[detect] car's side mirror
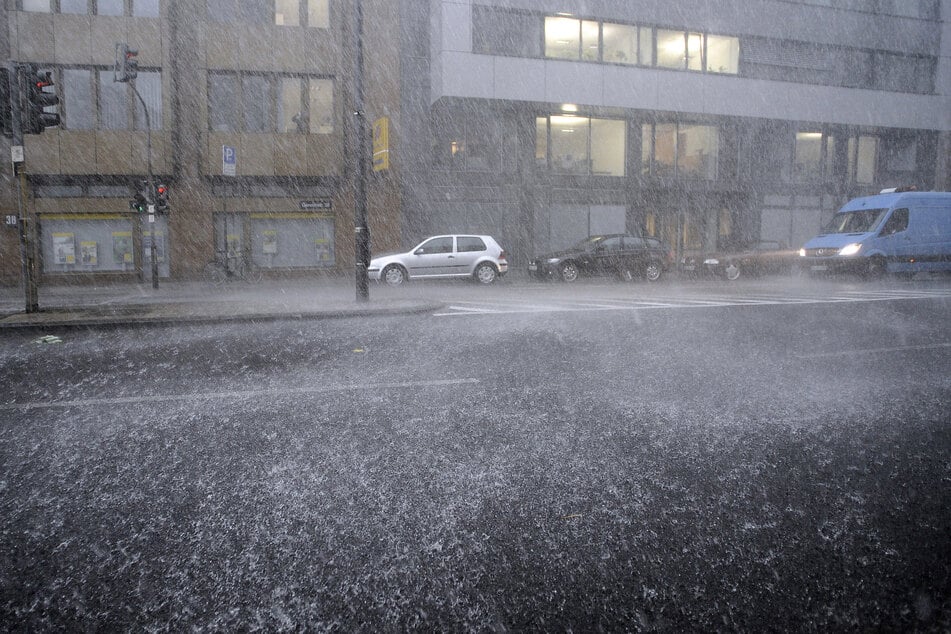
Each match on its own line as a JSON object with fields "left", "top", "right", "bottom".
{"left": 414, "top": 248, "right": 425, "bottom": 255}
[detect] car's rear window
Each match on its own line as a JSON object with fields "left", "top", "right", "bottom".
{"left": 457, "top": 237, "right": 487, "bottom": 252}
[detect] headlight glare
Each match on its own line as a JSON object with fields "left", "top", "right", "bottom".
{"left": 838, "top": 243, "right": 862, "bottom": 256}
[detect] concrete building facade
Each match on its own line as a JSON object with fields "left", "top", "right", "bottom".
{"left": 0, "top": 0, "right": 401, "bottom": 286}
{"left": 400, "top": 0, "right": 950, "bottom": 266}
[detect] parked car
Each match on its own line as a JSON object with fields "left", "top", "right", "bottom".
{"left": 528, "top": 234, "right": 673, "bottom": 283}
{"left": 368, "top": 234, "right": 508, "bottom": 286}
{"left": 681, "top": 240, "right": 799, "bottom": 280}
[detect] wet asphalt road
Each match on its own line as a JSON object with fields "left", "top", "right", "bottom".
{"left": 1, "top": 282, "right": 949, "bottom": 631}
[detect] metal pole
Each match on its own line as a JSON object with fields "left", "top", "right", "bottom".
{"left": 131, "top": 82, "right": 158, "bottom": 289}
{"left": 8, "top": 62, "right": 39, "bottom": 313}
{"left": 353, "top": 0, "right": 370, "bottom": 302}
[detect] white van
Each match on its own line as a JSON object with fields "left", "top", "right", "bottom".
{"left": 799, "top": 189, "right": 951, "bottom": 277}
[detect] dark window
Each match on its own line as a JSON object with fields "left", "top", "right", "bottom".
{"left": 880, "top": 209, "right": 909, "bottom": 236}
{"left": 599, "top": 237, "right": 623, "bottom": 251}
{"left": 472, "top": 5, "right": 542, "bottom": 57}
{"left": 457, "top": 237, "right": 487, "bottom": 253}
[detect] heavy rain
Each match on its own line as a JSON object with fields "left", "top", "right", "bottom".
{"left": 1, "top": 0, "right": 950, "bottom": 631}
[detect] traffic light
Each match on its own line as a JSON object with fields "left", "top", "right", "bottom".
{"left": 129, "top": 180, "right": 150, "bottom": 213}
{"left": 154, "top": 183, "right": 169, "bottom": 213}
{"left": 25, "top": 66, "right": 60, "bottom": 135}
{"left": 115, "top": 43, "right": 139, "bottom": 83}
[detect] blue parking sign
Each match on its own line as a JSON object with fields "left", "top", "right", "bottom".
{"left": 222, "top": 145, "right": 236, "bottom": 176}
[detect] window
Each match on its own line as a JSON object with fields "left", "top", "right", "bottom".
{"left": 99, "top": 70, "right": 127, "bottom": 129}
{"left": 208, "top": 0, "right": 328, "bottom": 27}
{"left": 457, "top": 237, "right": 487, "bottom": 253}
{"left": 601, "top": 23, "right": 639, "bottom": 64}
{"left": 23, "top": 0, "right": 160, "bottom": 15}
{"left": 62, "top": 69, "right": 95, "bottom": 130}
{"left": 544, "top": 16, "right": 599, "bottom": 61}
{"left": 536, "top": 115, "right": 625, "bottom": 176}
{"left": 642, "top": 123, "right": 718, "bottom": 179}
{"left": 880, "top": 209, "right": 908, "bottom": 236}
{"left": 133, "top": 71, "right": 162, "bottom": 130}
{"left": 209, "top": 73, "right": 333, "bottom": 134}
{"left": 417, "top": 237, "right": 453, "bottom": 254}
{"left": 849, "top": 135, "right": 878, "bottom": 184}
{"left": 656, "top": 29, "right": 685, "bottom": 69}
{"left": 794, "top": 131, "right": 823, "bottom": 181}
{"left": 473, "top": 6, "right": 541, "bottom": 57}
{"left": 706, "top": 35, "right": 739, "bottom": 73}
{"left": 433, "top": 109, "right": 500, "bottom": 172}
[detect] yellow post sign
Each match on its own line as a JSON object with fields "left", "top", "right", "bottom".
{"left": 372, "top": 116, "right": 390, "bottom": 172}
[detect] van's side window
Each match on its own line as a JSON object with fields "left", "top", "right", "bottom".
{"left": 880, "top": 208, "right": 909, "bottom": 236}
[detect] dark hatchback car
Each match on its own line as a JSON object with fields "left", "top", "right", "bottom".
{"left": 529, "top": 234, "right": 673, "bottom": 283}
{"left": 681, "top": 240, "right": 799, "bottom": 281}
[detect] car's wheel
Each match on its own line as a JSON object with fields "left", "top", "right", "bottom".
{"left": 474, "top": 262, "right": 497, "bottom": 284}
{"left": 382, "top": 264, "right": 407, "bottom": 286}
{"left": 559, "top": 261, "right": 580, "bottom": 283}
{"left": 645, "top": 260, "right": 663, "bottom": 282}
{"left": 724, "top": 261, "right": 741, "bottom": 281}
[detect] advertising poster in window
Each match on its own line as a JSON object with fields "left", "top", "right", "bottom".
{"left": 80, "top": 241, "right": 98, "bottom": 266}
{"left": 315, "top": 237, "right": 331, "bottom": 262}
{"left": 113, "top": 232, "right": 133, "bottom": 264}
{"left": 262, "top": 230, "right": 278, "bottom": 254}
{"left": 53, "top": 233, "right": 76, "bottom": 265}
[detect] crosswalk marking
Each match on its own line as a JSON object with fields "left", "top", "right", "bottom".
{"left": 433, "top": 288, "right": 951, "bottom": 317}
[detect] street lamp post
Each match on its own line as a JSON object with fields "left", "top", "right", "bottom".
{"left": 353, "top": 0, "right": 370, "bottom": 302}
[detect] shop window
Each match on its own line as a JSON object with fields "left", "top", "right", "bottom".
{"left": 535, "top": 117, "right": 548, "bottom": 168}
{"left": 653, "top": 123, "right": 677, "bottom": 176}
{"left": 590, "top": 119, "right": 625, "bottom": 176}
{"left": 433, "top": 110, "right": 500, "bottom": 172}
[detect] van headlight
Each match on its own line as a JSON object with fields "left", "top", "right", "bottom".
{"left": 838, "top": 243, "right": 862, "bottom": 256}
{"left": 547, "top": 258, "right": 560, "bottom": 264}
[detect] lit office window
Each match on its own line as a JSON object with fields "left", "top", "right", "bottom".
{"left": 602, "top": 23, "right": 638, "bottom": 64}
{"left": 537, "top": 115, "right": 625, "bottom": 176}
{"left": 794, "top": 131, "right": 823, "bottom": 180}
{"left": 686, "top": 32, "right": 703, "bottom": 71}
{"left": 706, "top": 35, "right": 739, "bottom": 73}
{"left": 656, "top": 29, "right": 686, "bottom": 69}
{"left": 653, "top": 123, "right": 677, "bottom": 175}
{"left": 544, "top": 16, "right": 599, "bottom": 61}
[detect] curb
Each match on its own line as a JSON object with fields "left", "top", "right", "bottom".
{"left": 0, "top": 301, "right": 444, "bottom": 330}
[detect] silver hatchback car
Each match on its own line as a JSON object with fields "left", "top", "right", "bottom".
{"left": 368, "top": 234, "right": 508, "bottom": 286}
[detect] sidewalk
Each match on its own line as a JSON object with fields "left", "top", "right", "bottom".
{"left": 0, "top": 278, "right": 443, "bottom": 329}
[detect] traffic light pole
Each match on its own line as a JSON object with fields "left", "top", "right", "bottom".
{"left": 130, "top": 83, "right": 158, "bottom": 290}
{"left": 7, "top": 62, "right": 39, "bottom": 313}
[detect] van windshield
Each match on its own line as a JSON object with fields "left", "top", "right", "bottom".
{"left": 821, "top": 208, "right": 889, "bottom": 234}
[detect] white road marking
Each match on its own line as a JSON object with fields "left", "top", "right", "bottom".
{"left": 0, "top": 378, "right": 481, "bottom": 412}
{"left": 434, "top": 288, "right": 951, "bottom": 317}
{"left": 795, "top": 343, "right": 951, "bottom": 359}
